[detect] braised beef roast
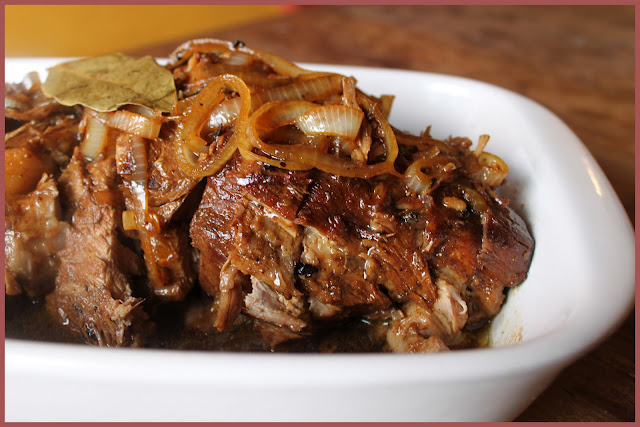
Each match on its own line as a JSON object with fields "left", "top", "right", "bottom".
{"left": 5, "top": 40, "right": 534, "bottom": 352}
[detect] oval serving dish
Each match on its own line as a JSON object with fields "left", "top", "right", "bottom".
{"left": 4, "top": 59, "right": 634, "bottom": 422}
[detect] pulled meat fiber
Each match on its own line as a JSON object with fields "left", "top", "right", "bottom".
{"left": 5, "top": 175, "right": 68, "bottom": 299}
{"left": 46, "top": 149, "right": 150, "bottom": 347}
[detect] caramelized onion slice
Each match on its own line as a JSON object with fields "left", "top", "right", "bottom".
{"left": 252, "top": 73, "right": 344, "bottom": 107}
{"left": 295, "top": 104, "right": 364, "bottom": 140}
{"left": 205, "top": 96, "right": 242, "bottom": 131}
{"left": 170, "top": 38, "right": 315, "bottom": 78}
{"left": 205, "top": 73, "right": 344, "bottom": 132}
{"left": 473, "top": 134, "right": 490, "bottom": 156}
{"left": 394, "top": 127, "right": 463, "bottom": 155}
{"left": 471, "top": 152, "right": 509, "bottom": 187}
{"left": 469, "top": 135, "right": 508, "bottom": 186}
{"left": 378, "top": 94, "right": 395, "bottom": 119}
{"left": 129, "top": 135, "right": 149, "bottom": 207}
{"left": 122, "top": 210, "right": 137, "bottom": 231}
{"left": 405, "top": 156, "right": 458, "bottom": 197}
{"left": 189, "top": 67, "right": 295, "bottom": 90}
{"left": 173, "top": 74, "right": 251, "bottom": 177}
{"left": 240, "top": 97, "right": 399, "bottom": 179}
{"left": 87, "top": 108, "right": 164, "bottom": 139}
{"left": 81, "top": 116, "right": 109, "bottom": 160}
{"left": 254, "top": 100, "right": 317, "bottom": 132}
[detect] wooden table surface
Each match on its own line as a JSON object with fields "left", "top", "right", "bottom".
{"left": 135, "top": 5, "right": 635, "bottom": 422}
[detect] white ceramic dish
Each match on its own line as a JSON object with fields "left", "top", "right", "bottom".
{"left": 4, "top": 59, "right": 635, "bottom": 422}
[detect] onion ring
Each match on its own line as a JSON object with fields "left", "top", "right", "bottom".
{"left": 239, "top": 95, "right": 399, "bottom": 179}
{"left": 169, "top": 38, "right": 315, "bottom": 78}
{"left": 173, "top": 74, "right": 251, "bottom": 177}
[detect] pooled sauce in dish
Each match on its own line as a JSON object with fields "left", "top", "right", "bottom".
{"left": 4, "top": 39, "right": 533, "bottom": 352}
{"left": 5, "top": 292, "right": 492, "bottom": 352}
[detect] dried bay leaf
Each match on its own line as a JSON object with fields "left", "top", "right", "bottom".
{"left": 42, "top": 53, "right": 176, "bottom": 113}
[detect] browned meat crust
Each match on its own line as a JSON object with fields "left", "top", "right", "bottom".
{"left": 189, "top": 163, "right": 534, "bottom": 351}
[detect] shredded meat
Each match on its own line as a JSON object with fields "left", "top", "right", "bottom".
{"left": 244, "top": 277, "right": 309, "bottom": 333}
{"left": 190, "top": 156, "right": 312, "bottom": 334}
{"left": 387, "top": 313, "right": 450, "bottom": 353}
{"left": 5, "top": 72, "right": 77, "bottom": 123}
{"left": 45, "top": 149, "right": 149, "bottom": 346}
{"left": 295, "top": 174, "right": 436, "bottom": 318}
{"left": 5, "top": 175, "right": 68, "bottom": 298}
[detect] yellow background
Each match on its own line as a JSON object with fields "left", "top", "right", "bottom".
{"left": 5, "top": 5, "right": 285, "bottom": 57}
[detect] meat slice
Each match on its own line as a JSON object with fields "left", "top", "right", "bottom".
{"left": 426, "top": 178, "right": 534, "bottom": 325}
{"left": 5, "top": 116, "right": 81, "bottom": 166}
{"left": 5, "top": 73, "right": 81, "bottom": 171}
{"left": 295, "top": 174, "right": 435, "bottom": 319}
{"left": 190, "top": 150, "right": 532, "bottom": 350}
{"left": 190, "top": 154, "right": 247, "bottom": 296}
{"left": 5, "top": 175, "right": 68, "bottom": 298}
{"left": 46, "top": 149, "right": 149, "bottom": 346}
{"left": 190, "top": 156, "right": 312, "bottom": 333}
{"left": 116, "top": 133, "right": 195, "bottom": 301}
{"left": 146, "top": 129, "right": 201, "bottom": 224}
{"left": 190, "top": 154, "right": 309, "bottom": 296}
{"left": 225, "top": 198, "right": 309, "bottom": 334}
{"left": 479, "top": 192, "right": 535, "bottom": 287}
{"left": 296, "top": 226, "right": 391, "bottom": 318}
{"left": 229, "top": 197, "right": 302, "bottom": 300}
{"left": 5, "top": 72, "right": 77, "bottom": 123}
